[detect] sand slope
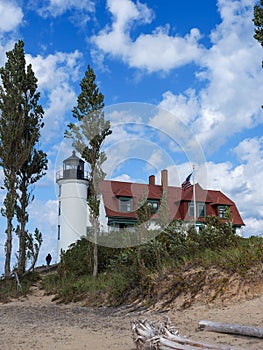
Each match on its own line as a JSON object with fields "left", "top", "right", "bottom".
{"left": 1, "top": 284, "right": 263, "bottom": 350}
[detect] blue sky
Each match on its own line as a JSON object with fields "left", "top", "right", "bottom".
{"left": 0, "top": 0, "right": 262, "bottom": 270}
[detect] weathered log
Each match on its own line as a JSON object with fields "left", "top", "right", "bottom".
{"left": 131, "top": 319, "right": 234, "bottom": 350}
{"left": 198, "top": 320, "right": 263, "bottom": 339}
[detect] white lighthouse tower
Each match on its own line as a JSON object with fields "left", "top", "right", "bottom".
{"left": 56, "top": 151, "right": 89, "bottom": 257}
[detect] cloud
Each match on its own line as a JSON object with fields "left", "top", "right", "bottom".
{"left": 25, "top": 50, "right": 83, "bottom": 145}
{"left": 233, "top": 137, "right": 263, "bottom": 219}
{"left": 92, "top": 0, "right": 263, "bottom": 156}
{"left": 154, "top": 0, "right": 263, "bottom": 154}
{"left": 26, "top": 50, "right": 82, "bottom": 90}
{"left": 0, "top": 0, "right": 23, "bottom": 33}
{"left": 42, "top": 84, "right": 77, "bottom": 144}
{"left": 33, "top": 0, "right": 95, "bottom": 18}
{"left": 192, "top": 0, "right": 263, "bottom": 150}
{"left": 243, "top": 217, "right": 263, "bottom": 237}
{"left": 92, "top": 0, "right": 203, "bottom": 72}
{"left": 158, "top": 89, "right": 200, "bottom": 125}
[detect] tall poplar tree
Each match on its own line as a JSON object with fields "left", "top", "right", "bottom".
{"left": 66, "top": 65, "right": 112, "bottom": 277}
{"left": 16, "top": 150, "right": 47, "bottom": 274}
{"left": 0, "top": 40, "right": 47, "bottom": 276}
{"left": 254, "top": 1, "right": 263, "bottom": 48}
{"left": 254, "top": 1, "right": 263, "bottom": 110}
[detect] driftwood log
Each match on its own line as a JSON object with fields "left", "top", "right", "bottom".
{"left": 198, "top": 320, "right": 263, "bottom": 339}
{"left": 131, "top": 319, "right": 234, "bottom": 350}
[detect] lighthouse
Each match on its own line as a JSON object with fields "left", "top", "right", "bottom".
{"left": 56, "top": 151, "right": 89, "bottom": 257}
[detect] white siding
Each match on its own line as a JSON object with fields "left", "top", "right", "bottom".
{"left": 57, "top": 178, "right": 88, "bottom": 256}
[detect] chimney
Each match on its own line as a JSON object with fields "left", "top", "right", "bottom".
{"left": 149, "top": 175, "right": 155, "bottom": 185}
{"left": 161, "top": 169, "right": 168, "bottom": 189}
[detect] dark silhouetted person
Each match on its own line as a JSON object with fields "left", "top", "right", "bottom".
{"left": 46, "top": 253, "right": 52, "bottom": 266}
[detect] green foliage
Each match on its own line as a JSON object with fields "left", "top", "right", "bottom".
{"left": 0, "top": 271, "right": 40, "bottom": 302}
{"left": 57, "top": 238, "right": 120, "bottom": 278}
{"left": 212, "top": 236, "right": 263, "bottom": 275}
{"left": 156, "top": 217, "right": 237, "bottom": 263}
{"left": 66, "top": 65, "right": 112, "bottom": 215}
{"left": 43, "top": 271, "right": 131, "bottom": 305}
{"left": 0, "top": 40, "right": 47, "bottom": 276}
{"left": 25, "top": 228, "right": 43, "bottom": 272}
{"left": 254, "top": 0, "right": 263, "bottom": 108}
{"left": 42, "top": 221, "right": 263, "bottom": 307}
{"left": 254, "top": 0, "right": 263, "bottom": 47}
{"left": 58, "top": 238, "right": 93, "bottom": 278}
{"left": 65, "top": 65, "right": 112, "bottom": 277}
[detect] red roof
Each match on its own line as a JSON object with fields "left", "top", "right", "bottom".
{"left": 99, "top": 179, "right": 244, "bottom": 226}
{"left": 180, "top": 183, "right": 213, "bottom": 202}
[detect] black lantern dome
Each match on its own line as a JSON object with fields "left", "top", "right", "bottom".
{"left": 63, "top": 151, "right": 85, "bottom": 179}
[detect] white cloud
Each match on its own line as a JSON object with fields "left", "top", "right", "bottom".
{"left": 42, "top": 84, "right": 77, "bottom": 144}
{"left": 35, "top": 0, "right": 95, "bottom": 18}
{"left": 0, "top": 0, "right": 23, "bottom": 33}
{"left": 193, "top": 0, "right": 263, "bottom": 149}
{"left": 155, "top": 0, "right": 263, "bottom": 154}
{"left": 92, "top": 0, "right": 203, "bottom": 72}
{"left": 233, "top": 137, "right": 263, "bottom": 218}
{"left": 26, "top": 50, "right": 82, "bottom": 90}
{"left": 243, "top": 217, "right": 263, "bottom": 237}
{"left": 159, "top": 89, "right": 200, "bottom": 125}
{"left": 25, "top": 50, "right": 83, "bottom": 145}
{"left": 93, "top": 0, "right": 263, "bottom": 157}
{"left": 111, "top": 173, "right": 133, "bottom": 182}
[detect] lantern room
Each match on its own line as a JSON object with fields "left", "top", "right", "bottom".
{"left": 63, "top": 150, "right": 85, "bottom": 179}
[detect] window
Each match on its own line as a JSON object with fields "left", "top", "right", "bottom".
{"left": 58, "top": 225, "right": 60, "bottom": 240}
{"left": 58, "top": 185, "right": 61, "bottom": 197}
{"left": 58, "top": 201, "right": 61, "bottom": 215}
{"left": 119, "top": 197, "right": 132, "bottom": 212}
{"left": 188, "top": 202, "right": 194, "bottom": 216}
{"left": 147, "top": 199, "right": 158, "bottom": 214}
{"left": 188, "top": 202, "right": 206, "bottom": 217}
{"left": 218, "top": 205, "right": 227, "bottom": 218}
{"left": 198, "top": 202, "right": 206, "bottom": 217}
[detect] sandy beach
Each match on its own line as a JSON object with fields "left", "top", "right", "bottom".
{"left": 0, "top": 282, "right": 263, "bottom": 350}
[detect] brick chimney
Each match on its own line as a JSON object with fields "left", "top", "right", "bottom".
{"left": 161, "top": 169, "right": 168, "bottom": 190}
{"left": 149, "top": 175, "right": 155, "bottom": 185}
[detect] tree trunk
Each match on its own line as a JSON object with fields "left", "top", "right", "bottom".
{"left": 17, "top": 184, "right": 27, "bottom": 274}
{"left": 17, "top": 221, "right": 26, "bottom": 274}
{"left": 92, "top": 216, "right": 99, "bottom": 278}
{"left": 93, "top": 242, "right": 98, "bottom": 277}
{"left": 198, "top": 320, "right": 263, "bottom": 338}
{"left": 4, "top": 218, "right": 13, "bottom": 277}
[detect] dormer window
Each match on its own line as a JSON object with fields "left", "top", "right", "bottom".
{"left": 147, "top": 199, "right": 159, "bottom": 214}
{"left": 188, "top": 202, "right": 206, "bottom": 217}
{"left": 198, "top": 202, "right": 206, "bottom": 217}
{"left": 119, "top": 197, "right": 132, "bottom": 212}
{"left": 188, "top": 202, "right": 194, "bottom": 217}
{"left": 218, "top": 205, "right": 228, "bottom": 218}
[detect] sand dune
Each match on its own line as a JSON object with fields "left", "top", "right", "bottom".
{"left": 1, "top": 285, "right": 263, "bottom": 350}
